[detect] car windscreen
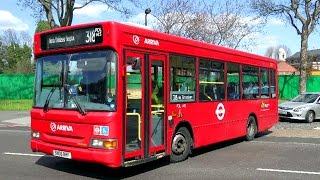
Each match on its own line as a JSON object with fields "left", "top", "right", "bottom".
{"left": 291, "top": 94, "right": 319, "bottom": 103}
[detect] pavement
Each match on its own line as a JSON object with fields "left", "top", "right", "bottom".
{"left": 269, "top": 127, "right": 320, "bottom": 138}
{"left": 0, "top": 111, "right": 30, "bottom": 127}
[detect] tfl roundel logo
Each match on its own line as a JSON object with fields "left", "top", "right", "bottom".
{"left": 215, "top": 103, "right": 226, "bottom": 120}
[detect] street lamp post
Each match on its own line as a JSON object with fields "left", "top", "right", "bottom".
{"left": 145, "top": 8, "right": 151, "bottom": 26}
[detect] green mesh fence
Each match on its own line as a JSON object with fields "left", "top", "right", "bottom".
{"left": 1, "top": 74, "right": 320, "bottom": 100}
{"left": 0, "top": 74, "right": 34, "bottom": 100}
{"left": 278, "top": 75, "right": 320, "bottom": 99}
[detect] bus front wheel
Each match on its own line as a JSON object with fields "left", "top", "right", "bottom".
{"left": 246, "top": 116, "right": 257, "bottom": 141}
{"left": 170, "top": 127, "right": 191, "bottom": 163}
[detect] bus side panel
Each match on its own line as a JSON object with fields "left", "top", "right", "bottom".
{"left": 191, "top": 102, "right": 227, "bottom": 147}
{"left": 167, "top": 102, "right": 228, "bottom": 149}
{"left": 226, "top": 99, "right": 279, "bottom": 139}
{"left": 167, "top": 99, "right": 278, "bottom": 151}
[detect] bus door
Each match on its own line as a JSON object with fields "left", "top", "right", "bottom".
{"left": 124, "top": 52, "right": 166, "bottom": 162}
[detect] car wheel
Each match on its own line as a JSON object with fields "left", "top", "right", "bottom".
{"left": 246, "top": 116, "right": 257, "bottom": 141}
{"left": 305, "top": 111, "right": 315, "bottom": 123}
{"left": 170, "top": 127, "right": 192, "bottom": 163}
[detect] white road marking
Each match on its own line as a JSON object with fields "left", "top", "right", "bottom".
{"left": 0, "top": 129, "right": 30, "bottom": 133}
{"left": 3, "top": 152, "right": 44, "bottom": 157}
{"left": 253, "top": 140, "right": 320, "bottom": 146}
{"left": 257, "top": 168, "right": 320, "bottom": 175}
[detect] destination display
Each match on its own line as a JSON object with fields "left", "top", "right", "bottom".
{"left": 170, "top": 91, "right": 195, "bottom": 103}
{"left": 41, "top": 26, "right": 103, "bottom": 50}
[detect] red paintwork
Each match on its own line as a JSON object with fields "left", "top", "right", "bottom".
{"left": 32, "top": 21, "right": 278, "bottom": 168}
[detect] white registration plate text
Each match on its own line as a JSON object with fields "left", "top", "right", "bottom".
{"left": 53, "top": 150, "right": 72, "bottom": 159}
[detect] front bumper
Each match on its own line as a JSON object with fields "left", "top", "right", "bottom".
{"left": 31, "top": 139, "right": 121, "bottom": 168}
{"left": 278, "top": 109, "right": 306, "bottom": 120}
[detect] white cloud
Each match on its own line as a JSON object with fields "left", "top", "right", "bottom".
{"left": 268, "top": 18, "right": 285, "bottom": 26}
{"left": 74, "top": 3, "right": 113, "bottom": 18}
{"left": 127, "top": 13, "right": 145, "bottom": 25}
{"left": 0, "top": 10, "right": 29, "bottom": 31}
{"left": 244, "top": 32, "right": 280, "bottom": 55}
{"left": 126, "top": 12, "right": 157, "bottom": 27}
{"left": 240, "top": 16, "right": 265, "bottom": 26}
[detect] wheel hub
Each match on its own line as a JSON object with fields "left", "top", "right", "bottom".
{"left": 172, "top": 134, "right": 187, "bottom": 155}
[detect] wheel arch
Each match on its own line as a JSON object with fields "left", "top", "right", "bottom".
{"left": 309, "top": 109, "right": 316, "bottom": 116}
{"left": 174, "top": 120, "right": 194, "bottom": 148}
{"left": 249, "top": 113, "right": 258, "bottom": 132}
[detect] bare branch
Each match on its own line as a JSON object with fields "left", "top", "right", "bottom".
{"left": 73, "top": 0, "right": 95, "bottom": 10}
{"left": 250, "top": 0, "right": 320, "bottom": 93}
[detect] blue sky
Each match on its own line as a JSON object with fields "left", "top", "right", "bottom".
{"left": 1, "top": 0, "right": 319, "bottom": 56}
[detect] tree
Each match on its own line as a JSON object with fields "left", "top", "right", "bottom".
{"left": 35, "top": 20, "right": 51, "bottom": 33}
{"left": 0, "top": 42, "right": 7, "bottom": 73}
{"left": 250, "top": 0, "right": 320, "bottom": 93}
{"left": 150, "top": 0, "right": 264, "bottom": 50}
{"left": 0, "top": 29, "right": 19, "bottom": 46}
{"left": 0, "top": 30, "right": 33, "bottom": 74}
{"left": 150, "top": 0, "right": 196, "bottom": 34}
{"left": 264, "top": 45, "right": 292, "bottom": 60}
{"left": 19, "top": 0, "right": 142, "bottom": 28}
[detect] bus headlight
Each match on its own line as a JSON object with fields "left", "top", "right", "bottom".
{"left": 90, "top": 138, "right": 117, "bottom": 149}
{"left": 31, "top": 131, "right": 40, "bottom": 139}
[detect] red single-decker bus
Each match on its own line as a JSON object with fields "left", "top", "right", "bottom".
{"left": 31, "top": 21, "right": 278, "bottom": 168}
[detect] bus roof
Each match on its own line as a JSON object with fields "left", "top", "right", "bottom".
{"left": 34, "top": 21, "right": 276, "bottom": 65}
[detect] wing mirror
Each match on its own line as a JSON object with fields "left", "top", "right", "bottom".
{"left": 126, "top": 57, "right": 141, "bottom": 73}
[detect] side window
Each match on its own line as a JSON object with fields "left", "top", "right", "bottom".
{"left": 242, "top": 65, "right": 259, "bottom": 99}
{"left": 199, "top": 59, "right": 225, "bottom": 101}
{"left": 260, "top": 68, "right": 270, "bottom": 99}
{"left": 170, "top": 55, "right": 195, "bottom": 103}
{"left": 227, "top": 63, "right": 240, "bottom": 100}
{"left": 270, "top": 70, "right": 276, "bottom": 98}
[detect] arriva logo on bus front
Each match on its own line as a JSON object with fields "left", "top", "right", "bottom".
{"left": 50, "top": 122, "right": 73, "bottom": 132}
{"left": 144, "top": 38, "right": 159, "bottom": 46}
{"left": 132, "top": 35, "right": 160, "bottom": 46}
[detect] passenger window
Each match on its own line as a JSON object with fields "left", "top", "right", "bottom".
{"left": 260, "top": 68, "right": 270, "bottom": 99}
{"left": 227, "top": 63, "right": 240, "bottom": 100}
{"left": 270, "top": 70, "right": 276, "bottom": 98}
{"left": 242, "top": 66, "right": 259, "bottom": 99}
{"left": 170, "top": 55, "right": 195, "bottom": 103}
{"left": 199, "top": 59, "right": 225, "bottom": 101}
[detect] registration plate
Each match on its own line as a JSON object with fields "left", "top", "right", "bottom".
{"left": 279, "top": 110, "right": 287, "bottom": 115}
{"left": 53, "top": 150, "right": 72, "bottom": 159}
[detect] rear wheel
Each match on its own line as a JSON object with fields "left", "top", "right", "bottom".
{"left": 305, "top": 111, "right": 315, "bottom": 123}
{"left": 170, "top": 127, "right": 192, "bottom": 163}
{"left": 246, "top": 116, "right": 257, "bottom": 141}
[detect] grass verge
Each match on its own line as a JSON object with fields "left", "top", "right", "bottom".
{"left": 0, "top": 99, "right": 33, "bottom": 111}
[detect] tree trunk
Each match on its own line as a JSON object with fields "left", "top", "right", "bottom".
{"left": 299, "top": 31, "right": 309, "bottom": 94}
{"left": 39, "top": 0, "right": 58, "bottom": 28}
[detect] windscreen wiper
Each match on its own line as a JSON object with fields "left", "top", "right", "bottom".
{"left": 64, "top": 84, "right": 87, "bottom": 115}
{"left": 43, "top": 86, "right": 57, "bottom": 112}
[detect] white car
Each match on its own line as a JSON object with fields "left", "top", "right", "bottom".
{"left": 278, "top": 93, "right": 320, "bottom": 123}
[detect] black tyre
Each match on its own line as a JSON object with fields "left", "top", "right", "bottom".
{"left": 246, "top": 116, "right": 257, "bottom": 141}
{"left": 305, "top": 111, "right": 315, "bottom": 123}
{"left": 170, "top": 127, "right": 192, "bottom": 163}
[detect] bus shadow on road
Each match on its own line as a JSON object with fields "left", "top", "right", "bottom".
{"left": 34, "top": 131, "right": 272, "bottom": 178}
{"left": 190, "top": 130, "right": 272, "bottom": 157}
{"left": 35, "top": 155, "right": 170, "bottom": 179}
